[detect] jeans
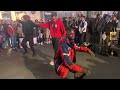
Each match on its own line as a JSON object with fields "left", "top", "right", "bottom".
{"left": 10, "top": 35, "right": 17, "bottom": 48}
{"left": 79, "top": 32, "right": 86, "bottom": 45}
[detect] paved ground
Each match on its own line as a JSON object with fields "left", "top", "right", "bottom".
{"left": 0, "top": 44, "right": 120, "bottom": 79}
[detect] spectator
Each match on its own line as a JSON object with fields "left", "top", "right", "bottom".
{"left": 92, "top": 14, "right": 105, "bottom": 46}
{"left": 39, "top": 12, "right": 66, "bottom": 65}
{"left": 7, "top": 20, "right": 17, "bottom": 49}
{"left": 78, "top": 16, "right": 87, "bottom": 45}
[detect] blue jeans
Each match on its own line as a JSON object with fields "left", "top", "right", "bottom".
{"left": 2, "top": 39, "right": 8, "bottom": 48}
{"left": 10, "top": 35, "right": 17, "bottom": 48}
{"left": 79, "top": 32, "right": 86, "bottom": 45}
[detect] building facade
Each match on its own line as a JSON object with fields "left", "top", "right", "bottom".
{"left": 0, "top": 11, "right": 115, "bottom": 21}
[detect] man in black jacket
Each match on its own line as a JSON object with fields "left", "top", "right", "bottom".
{"left": 19, "top": 15, "right": 36, "bottom": 56}
{"left": 92, "top": 14, "right": 105, "bottom": 46}
{"left": 103, "top": 18, "right": 113, "bottom": 45}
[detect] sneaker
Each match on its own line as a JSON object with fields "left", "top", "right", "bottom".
{"left": 41, "top": 42, "right": 43, "bottom": 45}
{"left": 74, "top": 73, "right": 87, "bottom": 79}
{"left": 20, "top": 46, "right": 23, "bottom": 48}
{"left": 48, "top": 41, "right": 50, "bottom": 44}
{"left": 50, "top": 60, "right": 54, "bottom": 66}
{"left": 46, "top": 42, "right": 48, "bottom": 44}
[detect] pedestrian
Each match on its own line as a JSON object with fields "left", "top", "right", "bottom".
{"left": 103, "top": 17, "right": 113, "bottom": 46}
{"left": 54, "top": 29, "right": 95, "bottom": 79}
{"left": 1, "top": 20, "right": 9, "bottom": 49}
{"left": 16, "top": 20, "right": 24, "bottom": 49}
{"left": 78, "top": 16, "right": 87, "bottom": 46}
{"left": 92, "top": 14, "right": 105, "bottom": 46}
{"left": 33, "top": 19, "right": 40, "bottom": 45}
{"left": 7, "top": 20, "right": 17, "bottom": 49}
{"left": 39, "top": 12, "right": 66, "bottom": 65}
{"left": 117, "top": 20, "right": 120, "bottom": 47}
{"left": 0, "top": 28, "right": 6, "bottom": 53}
{"left": 45, "top": 19, "right": 51, "bottom": 44}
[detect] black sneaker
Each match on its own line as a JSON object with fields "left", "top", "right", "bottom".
{"left": 74, "top": 73, "right": 86, "bottom": 79}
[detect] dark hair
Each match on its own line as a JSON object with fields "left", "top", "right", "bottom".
{"left": 51, "top": 12, "right": 57, "bottom": 17}
{"left": 66, "top": 27, "right": 74, "bottom": 35}
{"left": 81, "top": 16, "right": 85, "bottom": 18}
{"left": 96, "top": 14, "right": 101, "bottom": 17}
{"left": 35, "top": 19, "right": 39, "bottom": 23}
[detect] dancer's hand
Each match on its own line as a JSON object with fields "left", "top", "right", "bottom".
{"left": 88, "top": 49, "right": 95, "bottom": 57}
{"left": 82, "top": 67, "right": 91, "bottom": 76}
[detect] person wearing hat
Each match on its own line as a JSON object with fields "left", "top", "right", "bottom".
{"left": 54, "top": 28, "right": 95, "bottom": 79}
{"left": 39, "top": 12, "right": 66, "bottom": 65}
{"left": 18, "top": 15, "right": 36, "bottom": 56}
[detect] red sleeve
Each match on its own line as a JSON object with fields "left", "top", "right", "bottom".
{"left": 7, "top": 26, "right": 11, "bottom": 36}
{"left": 74, "top": 45, "right": 89, "bottom": 52}
{"left": 39, "top": 22, "right": 49, "bottom": 29}
{"left": 60, "top": 19, "right": 66, "bottom": 37}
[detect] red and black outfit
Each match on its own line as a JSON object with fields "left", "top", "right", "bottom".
{"left": 39, "top": 18, "right": 66, "bottom": 53}
{"left": 54, "top": 37, "right": 90, "bottom": 78}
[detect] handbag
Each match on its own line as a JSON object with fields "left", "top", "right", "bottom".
{"left": 110, "top": 27, "right": 117, "bottom": 40}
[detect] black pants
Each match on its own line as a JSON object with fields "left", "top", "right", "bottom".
{"left": 21, "top": 35, "right": 35, "bottom": 54}
{"left": 52, "top": 38, "right": 60, "bottom": 54}
{"left": 75, "top": 29, "right": 79, "bottom": 44}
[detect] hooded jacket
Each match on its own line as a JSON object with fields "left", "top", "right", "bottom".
{"left": 39, "top": 18, "right": 66, "bottom": 38}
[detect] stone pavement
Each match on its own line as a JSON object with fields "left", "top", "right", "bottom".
{"left": 0, "top": 44, "right": 120, "bottom": 79}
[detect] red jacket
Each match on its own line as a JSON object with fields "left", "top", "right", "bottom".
{"left": 7, "top": 25, "right": 17, "bottom": 36}
{"left": 39, "top": 18, "right": 66, "bottom": 38}
{"left": 54, "top": 38, "right": 90, "bottom": 78}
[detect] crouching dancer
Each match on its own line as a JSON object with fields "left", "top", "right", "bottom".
{"left": 54, "top": 29, "right": 95, "bottom": 79}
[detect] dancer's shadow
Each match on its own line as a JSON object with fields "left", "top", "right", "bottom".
{"left": 35, "top": 48, "right": 54, "bottom": 61}
{"left": 23, "top": 56, "right": 60, "bottom": 79}
{"left": 19, "top": 47, "right": 54, "bottom": 62}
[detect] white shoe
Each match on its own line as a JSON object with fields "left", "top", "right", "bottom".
{"left": 48, "top": 41, "right": 50, "bottom": 44}
{"left": 50, "top": 60, "right": 54, "bottom": 66}
{"left": 20, "top": 46, "right": 23, "bottom": 48}
{"left": 41, "top": 42, "right": 43, "bottom": 45}
{"left": 46, "top": 42, "right": 48, "bottom": 44}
